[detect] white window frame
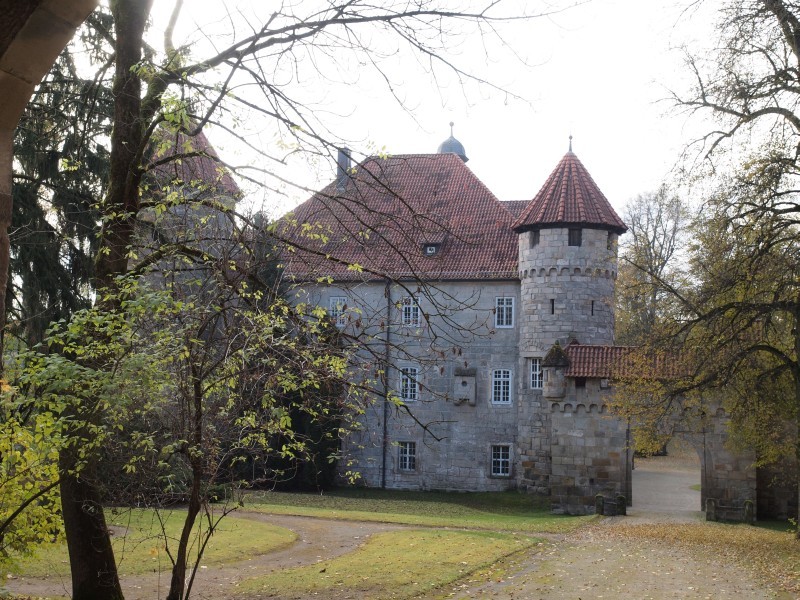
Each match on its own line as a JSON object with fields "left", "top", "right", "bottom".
{"left": 530, "top": 358, "right": 543, "bottom": 389}
{"left": 491, "top": 369, "right": 512, "bottom": 404}
{"left": 491, "top": 444, "right": 511, "bottom": 477}
{"left": 401, "top": 296, "right": 420, "bottom": 327}
{"left": 398, "top": 441, "right": 416, "bottom": 471}
{"left": 495, "top": 297, "right": 514, "bottom": 328}
{"left": 400, "top": 366, "right": 419, "bottom": 402}
{"left": 328, "top": 296, "right": 348, "bottom": 327}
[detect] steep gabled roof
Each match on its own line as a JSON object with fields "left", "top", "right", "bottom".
{"left": 501, "top": 200, "right": 528, "bottom": 219}
{"left": 512, "top": 151, "right": 626, "bottom": 234}
{"left": 280, "top": 154, "right": 518, "bottom": 281}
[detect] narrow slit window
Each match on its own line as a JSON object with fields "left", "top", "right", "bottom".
{"left": 591, "top": 300, "right": 594, "bottom": 316}
{"left": 550, "top": 299, "right": 555, "bottom": 315}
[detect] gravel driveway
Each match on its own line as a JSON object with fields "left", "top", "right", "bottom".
{"left": 436, "top": 455, "right": 786, "bottom": 600}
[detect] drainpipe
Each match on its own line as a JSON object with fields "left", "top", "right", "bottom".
{"left": 381, "top": 279, "right": 391, "bottom": 489}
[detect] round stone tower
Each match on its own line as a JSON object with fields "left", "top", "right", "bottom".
{"left": 511, "top": 140, "right": 627, "bottom": 356}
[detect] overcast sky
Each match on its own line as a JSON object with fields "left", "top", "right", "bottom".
{"left": 151, "top": 1, "right": 718, "bottom": 217}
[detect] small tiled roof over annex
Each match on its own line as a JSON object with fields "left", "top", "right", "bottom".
{"left": 512, "top": 150, "right": 627, "bottom": 234}
{"left": 280, "top": 153, "right": 519, "bottom": 281}
{"left": 563, "top": 343, "right": 684, "bottom": 380}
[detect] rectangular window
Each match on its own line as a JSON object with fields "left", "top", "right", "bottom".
{"left": 530, "top": 230, "right": 540, "bottom": 248}
{"left": 400, "top": 367, "right": 419, "bottom": 402}
{"left": 491, "top": 445, "right": 511, "bottom": 477}
{"left": 328, "top": 296, "right": 348, "bottom": 327}
{"left": 568, "top": 228, "right": 582, "bottom": 246}
{"left": 401, "top": 296, "right": 420, "bottom": 327}
{"left": 398, "top": 441, "right": 416, "bottom": 471}
{"left": 495, "top": 297, "right": 514, "bottom": 328}
{"left": 491, "top": 369, "right": 512, "bottom": 404}
{"left": 530, "top": 358, "right": 543, "bottom": 389}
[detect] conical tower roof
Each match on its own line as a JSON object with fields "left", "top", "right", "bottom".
{"left": 512, "top": 147, "right": 626, "bottom": 234}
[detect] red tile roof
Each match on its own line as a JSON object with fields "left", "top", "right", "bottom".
{"left": 148, "top": 129, "right": 240, "bottom": 200}
{"left": 512, "top": 152, "right": 627, "bottom": 234}
{"left": 564, "top": 343, "right": 682, "bottom": 379}
{"left": 280, "top": 154, "right": 518, "bottom": 281}
{"left": 501, "top": 200, "right": 528, "bottom": 218}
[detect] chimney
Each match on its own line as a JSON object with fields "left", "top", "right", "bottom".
{"left": 336, "top": 147, "right": 351, "bottom": 192}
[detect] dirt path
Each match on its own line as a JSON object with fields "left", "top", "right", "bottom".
{"left": 5, "top": 514, "right": 403, "bottom": 600}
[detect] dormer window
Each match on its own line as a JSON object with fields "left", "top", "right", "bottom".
{"left": 422, "top": 243, "right": 440, "bottom": 257}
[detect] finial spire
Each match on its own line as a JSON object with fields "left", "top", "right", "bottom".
{"left": 449, "top": 121, "right": 454, "bottom": 136}
{"left": 568, "top": 134, "right": 573, "bottom": 153}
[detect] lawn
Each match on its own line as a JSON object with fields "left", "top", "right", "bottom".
{"left": 243, "top": 488, "right": 594, "bottom": 533}
{"left": 239, "top": 528, "right": 539, "bottom": 599}
{"left": 11, "top": 508, "right": 296, "bottom": 578}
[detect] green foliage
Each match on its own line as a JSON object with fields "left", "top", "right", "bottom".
{"left": 11, "top": 25, "right": 113, "bottom": 347}
{"left": 0, "top": 409, "right": 62, "bottom": 565}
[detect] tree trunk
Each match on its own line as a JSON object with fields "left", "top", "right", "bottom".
{"left": 794, "top": 303, "right": 800, "bottom": 540}
{"left": 59, "top": 1, "right": 153, "bottom": 597}
{"left": 0, "top": 129, "right": 12, "bottom": 374}
{"left": 59, "top": 453, "right": 124, "bottom": 600}
{"left": 166, "top": 364, "right": 204, "bottom": 600}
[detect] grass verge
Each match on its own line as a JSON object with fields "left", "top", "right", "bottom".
{"left": 238, "top": 529, "right": 539, "bottom": 599}
{"left": 10, "top": 508, "right": 295, "bottom": 578}
{"left": 243, "top": 489, "right": 594, "bottom": 534}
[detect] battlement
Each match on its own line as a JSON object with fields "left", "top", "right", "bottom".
{"left": 519, "top": 266, "right": 616, "bottom": 279}
{"left": 550, "top": 402, "right": 607, "bottom": 414}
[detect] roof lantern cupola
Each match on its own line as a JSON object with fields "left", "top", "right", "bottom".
{"left": 437, "top": 121, "right": 468, "bottom": 162}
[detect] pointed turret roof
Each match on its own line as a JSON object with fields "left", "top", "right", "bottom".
{"left": 512, "top": 149, "right": 626, "bottom": 234}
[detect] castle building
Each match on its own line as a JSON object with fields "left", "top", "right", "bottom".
{"left": 280, "top": 130, "right": 637, "bottom": 514}
{"left": 281, "top": 130, "right": 794, "bottom": 518}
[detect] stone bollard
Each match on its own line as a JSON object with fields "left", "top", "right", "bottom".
{"left": 706, "top": 498, "right": 717, "bottom": 522}
{"left": 616, "top": 495, "right": 627, "bottom": 516}
{"left": 595, "top": 494, "right": 604, "bottom": 515}
{"left": 744, "top": 500, "right": 755, "bottom": 525}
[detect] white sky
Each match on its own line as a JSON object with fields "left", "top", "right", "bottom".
{"left": 150, "top": 0, "right": 718, "bottom": 218}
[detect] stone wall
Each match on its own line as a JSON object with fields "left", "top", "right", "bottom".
{"left": 548, "top": 380, "right": 630, "bottom": 514}
{"left": 517, "top": 227, "right": 617, "bottom": 353}
{"left": 298, "top": 279, "right": 521, "bottom": 491}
